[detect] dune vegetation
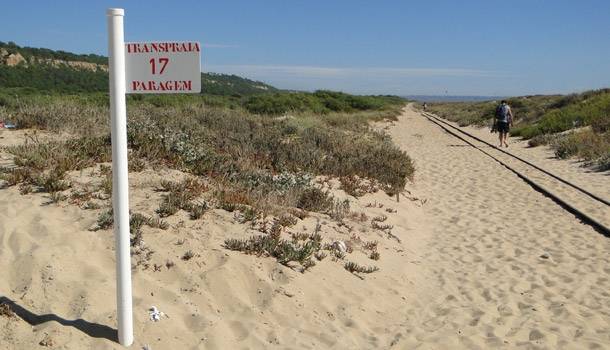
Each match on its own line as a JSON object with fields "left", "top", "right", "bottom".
{"left": 0, "top": 89, "right": 413, "bottom": 196}
{"left": 427, "top": 89, "right": 610, "bottom": 170}
{"left": 0, "top": 89, "right": 412, "bottom": 269}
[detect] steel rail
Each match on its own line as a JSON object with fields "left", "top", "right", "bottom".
{"left": 421, "top": 111, "right": 610, "bottom": 236}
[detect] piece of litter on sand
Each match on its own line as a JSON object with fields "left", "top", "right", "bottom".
{"left": 332, "top": 241, "right": 347, "bottom": 253}
{"left": 539, "top": 252, "right": 550, "bottom": 259}
{"left": 149, "top": 306, "right": 167, "bottom": 322}
{"left": 142, "top": 345, "right": 152, "bottom": 350}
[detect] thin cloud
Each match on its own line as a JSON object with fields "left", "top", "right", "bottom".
{"left": 206, "top": 64, "right": 499, "bottom": 78}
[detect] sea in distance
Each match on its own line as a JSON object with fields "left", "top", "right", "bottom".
{"left": 405, "top": 95, "right": 503, "bottom": 103}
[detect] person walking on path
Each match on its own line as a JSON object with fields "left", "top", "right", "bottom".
{"left": 495, "top": 100, "right": 513, "bottom": 147}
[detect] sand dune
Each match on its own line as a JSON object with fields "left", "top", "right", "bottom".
{"left": 0, "top": 127, "right": 432, "bottom": 349}
{"left": 1, "top": 105, "right": 609, "bottom": 349}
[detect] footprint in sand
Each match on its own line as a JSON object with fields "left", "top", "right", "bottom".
{"left": 229, "top": 320, "right": 249, "bottom": 341}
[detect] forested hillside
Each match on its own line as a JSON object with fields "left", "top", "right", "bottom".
{"left": 0, "top": 41, "right": 276, "bottom": 96}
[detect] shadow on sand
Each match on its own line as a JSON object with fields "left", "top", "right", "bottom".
{"left": 0, "top": 296, "right": 117, "bottom": 343}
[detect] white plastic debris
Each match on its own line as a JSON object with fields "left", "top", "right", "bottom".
{"left": 332, "top": 241, "right": 347, "bottom": 254}
{"left": 149, "top": 306, "right": 166, "bottom": 322}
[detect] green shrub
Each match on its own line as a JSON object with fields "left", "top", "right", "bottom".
{"left": 591, "top": 114, "right": 610, "bottom": 133}
{"left": 35, "top": 169, "right": 70, "bottom": 192}
{"left": 527, "top": 134, "right": 556, "bottom": 147}
{"left": 553, "top": 136, "right": 581, "bottom": 159}
{"left": 189, "top": 202, "right": 208, "bottom": 220}
{"left": 551, "top": 130, "right": 610, "bottom": 163}
{"left": 94, "top": 209, "right": 113, "bottom": 230}
{"left": 597, "top": 154, "right": 610, "bottom": 171}
{"left": 244, "top": 90, "right": 404, "bottom": 115}
{"left": 297, "top": 188, "right": 334, "bottom": 212}
{"left": 3, "top": 89, "right": 414, "bottom": 218}
{"left": 6, "top": 136, "right": 111, "bottom": 173}
{"left": 155, "top": 178, "right": 207, "bottom": 218}
{"left": 224, "top": 230, "right": 322, "bottom": 271}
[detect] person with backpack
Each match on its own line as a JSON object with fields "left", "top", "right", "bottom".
{"left": 495, "top": 100, "right": 513, "bottom": 147}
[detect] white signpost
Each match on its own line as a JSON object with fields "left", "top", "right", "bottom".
{"left": 106, "top": 8, "right": 201, "bottom": 347}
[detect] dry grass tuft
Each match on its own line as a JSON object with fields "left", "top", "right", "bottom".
{"left": 224, "top": 226, "right": 322, "bottom": 272}
{"left": 344, "top": 261, "right": 379, "bottom": 275}
{"left": 92, "top": 209, "right": 113, "bottom": 231}
{"left": 181, "top": 250, "right": 195, "bottom": 261}
{"left": 156, "top": 178, "right": 208, "bottom": 219}
{"left": 276, "top": 214, "right": 298, "bottom": 228}
{"left": 363, "top": 240, "right": 378, "bottom": 251}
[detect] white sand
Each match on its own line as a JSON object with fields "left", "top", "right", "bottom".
{"left": 458, "top": 122, "right": 610, "bottom": 201}
{"left": 385, "top": 105, "right": 610, "bottom": 348}
{"left": 1, "top": 105, "right": 609, "bottom": 349}
{"left": 0, "top": 127, "right": 431, "bottom": 349}
{"left": 424, "top": 113, "right": 610, "bottom": 230}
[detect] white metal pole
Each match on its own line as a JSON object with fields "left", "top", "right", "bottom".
{"left": 107, "top": 8, "right": 133, "bottom": 347}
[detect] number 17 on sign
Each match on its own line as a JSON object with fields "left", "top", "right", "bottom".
{"left": 149, "top": 57, "right": 169, "bottom": 75}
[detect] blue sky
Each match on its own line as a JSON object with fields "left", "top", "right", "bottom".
{"left": 1, "top": 0, "right": 609, "bottom": 96}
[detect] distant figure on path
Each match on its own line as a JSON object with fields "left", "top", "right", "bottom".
{"left": 495, "top": 100, "right": 513, "bottom": 147}
{"left": 423, "top": 102, "right": 428, "bottom": 111}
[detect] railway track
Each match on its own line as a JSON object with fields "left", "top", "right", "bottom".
{"left": 422, "top": 111, "right": 610, "bottom": 236}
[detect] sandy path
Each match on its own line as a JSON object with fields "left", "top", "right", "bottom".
{"left": 386, "top": 105, "right": 610, "bottom": 349}
{"left": 457, "top": 123, "right": 610, "bottom": 201}
{"left": 422, "top": 113, "right": 610, "bottom": 230}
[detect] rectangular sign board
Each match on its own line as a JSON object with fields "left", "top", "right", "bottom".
{"left": 124, "top": 41, "right": 201, "bottom": 93}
